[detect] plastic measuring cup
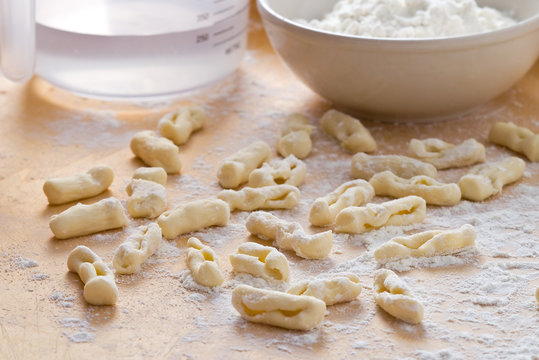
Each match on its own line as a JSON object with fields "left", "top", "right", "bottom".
{"left": 1, "top": 0, "right": 250, "bottom": 98}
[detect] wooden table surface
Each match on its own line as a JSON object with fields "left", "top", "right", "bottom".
{"left": 1, "top": 3, "right": 538, "bottom": 359}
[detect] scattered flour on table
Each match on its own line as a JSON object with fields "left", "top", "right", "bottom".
{"left": 49, "top": 291, "right": 75, "bottom": 308}
{"left": 12, "top": 256, "right": 38, "bottom": 269}
{"left": 299, "top": 0, "right": 517, "bottom": 38}
{"left": 58, "top": 317, "right": 95, "bottom": 343}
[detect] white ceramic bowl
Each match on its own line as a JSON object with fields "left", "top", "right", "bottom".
{"left": 257, "top": 0, "right": 539, "bottom": 122}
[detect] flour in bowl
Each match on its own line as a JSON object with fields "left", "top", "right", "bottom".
{"left": 299, "top": 0, "right": 517, "bottom": 38}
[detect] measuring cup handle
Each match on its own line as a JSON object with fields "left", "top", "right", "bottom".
{"left": 0, "top": 0, "right": 35, "bottom": 82}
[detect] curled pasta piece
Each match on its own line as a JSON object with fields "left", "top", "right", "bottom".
{"left": 320, "top": 109, "right": 376, "bottom": 153}
{"left": 158, "top": 106, "right": 206, "bottom": 146}
{"left": 229, "top": 242, "right": 290, "bottom": 282}
{"left": 113, "top": 223, "right": 162, "bottom": 274}
{"left": 231, "top": 284, "right": 326, "bottom": 330}
{"left": 218, "top": 185, "right": 300, "bottom": 211}
{"left": 287, "top": 273, "right": 362, "bottom": 305}
{"left": 248, "top": 155, "right": 306, "bottom": 188}
{"left": 374, "top": 224, "right": 476, "bottom": 264}
{"left": 408, "top": 138, "right": 485, "bottom": 169}
{"left": 187, "top": 237, "right": 224, "bottom": 287}
{"left": 125, "top": 167, "right": 167, "bottom": 193}
{"left": 489, "top": 121, "right": 539, "bottom": 162}
{"left": 276, "top": 113, "right": 314, "bottom": 159}
{"left": 217, "top": 141, "right": 271, "bottom": 189}
{"left": 351, "top": 152, "right": 437, "bottom": 180}
{"left": 50, "top": 197, "right": 128, "bottom": 240}
{"left": 458, "top": 157, "right": 525, "bottom": 201}
{"left": 43, "top": 165, "right": 114, "bottom": 205}
{"left": 130, "top": 130, "right": 182, "bottom": 174}
{"left": 67, "top": 245, "right": 118, "bottom": 305}
{"left": 157, "top": 198, "right": 229, "bottom": 239}
{"left": 373, "top": 269, "right": 424, "bottom": 324}
{"left": 369, "top": 171, "right": 461, "bottom": 206}
{"left": 309, "top": 179, "right": 374, "bottom": 226}
{"left": 246, "top": 211, "right": 332, "bottom": 259}
{"left": 126, "top": 179, "right": 167, "bottom": 218}
{"left": 335, "top": 196, "right": 426, "bottom": 234}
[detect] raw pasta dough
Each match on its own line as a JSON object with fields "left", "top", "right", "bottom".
{"left": 187, "top": 237, "right": 224, "bottom": 287}
{"left": 373, "top": 269, "right": 424, "bottom": 324}
{"left": 229, "top": 242, "right": 290, "bottom": 282}
{"left": 408, "top": 138, "right": 485, "bottom": 169}
{"left": 374, "top": 224, "right": 476, "bottom": 264}
{"left": 248, "top": 155, "right": 306, "bottom": 188}
{"left": 43, "top": 165, "right": 114, "bottom": 205}
{"left": 157, "top": 198, "right": 230, "bottom": 239}
{"left": 335, "top": 196, "right": 426, "bottom": 234}
{"left": 126, "top": 179, "right": 167, "bottom": 218}
{"left": 246, "top": 211, "right": 333, "bottom": 259}
{"left": 217, "top": 141, "right": 271, "bottom": 188}
{"left": 458, "top": 157, "right": 525, "bottom": 201}
{"left": 369, "top": 171, "right": 461, "bottom": 206}
{"left": 309, "top": 179, "right": 374, "bottom": 226}
{"left": 49, "top": 197, "right": 128, "bottom": 240}
{"left": 287, "top": 273, "right": 362, "bottom": 305}
{"left": 158, "top": 106, "right": 206, "bottom": 146}
{"left": 67, "top": 245, "right": 118, "bottom": 305}
{"left": 231, "top": 284, "right": 326, "bottom": 330}
{"left": 320, "top": 109, "right": 376, "bottom": 153}
{"left": 351, "top": 152, "right": 437, "bottom": 180}
{"left": 276, "top": 113, "right": 314, "bottom": 159}
{"left": 113, "top": 223, "right": 162, "bottom": 274}
{"left": 130, "top": 130, "right": 182, "bottom": 174}
{"left": 489, "top": 121, "right": 539, "bottom": 162}
{"left": 218, "top": 185, "right": 300, "bottom": 211}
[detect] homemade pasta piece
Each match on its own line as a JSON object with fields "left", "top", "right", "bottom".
{"left": 248, "top": 155, "right": 306, "bottom": 188}
{"left": 43, "top": 165, "right": 114, "bottom": 205}
{"left": 276, "top": 113, "right": 314, "bottom": 159}
{"left": 245, "top": 211, "right": 332, "bottom": 259}
{"left": 458, "top": 157, "right": 526, "bottom": 201}
{"left": 126, "top": 179, "right": 167, "bottom": 218}
{"left": 335, "top": 196, "right": 426, "bottom": 234}
{"left": 287, "top": 273, "right": 362, "bottom": 305}
{"left": 373, "top": 269, "right": 424, "bottom": 324}
{"left": 218, "top": 185, "right": 300, "bottom": 211}
{"left": 229, "top": 242, "right": 290, "bottom": 282}
{"left": 231, "top": 284, "right": 326, "bottom": 330}
{"left": 374, "top": 224, "right": 476, "bottom": 264}
{"left": 158, "top": 106, "right": 206, "bottom": 146}
{"left": 113, "top": 223, "right": 162, "bottom": 274}
{"left": 369, "top": 171, "right": 461, "bottom": 206}
{"left": 187, "top": 237, "right": 223, "bottom": 287}
{"left": 489, "top": 121, "right": 539, "bottom": 162}
{"left": 157, "top": 198, "right": 229, "bottom": 239}
{"left": 217, "top": 141, "right": 271, "bottom": 188}
{"left": 408, "top": 138, "right": 485, "bottom": 169}
{"left": 309, "top": 179, "right": 374, "bottom": 226}
{"left": 130, "top": 130, "right": 182, "bottom": 174}
{"left": 351, "top": 152, "right": 437, "bottom": 180}
{"left": 67, "top": 245, "right": 118, "bottom": 305}
{"left": 320, "top": 109, "right": 376, "bottom": 153}
{"left": 125, "top": 167, "right": 167, "bottom": 193}
{"left": 50, "top": 197, "right": 128, "bottom": 240}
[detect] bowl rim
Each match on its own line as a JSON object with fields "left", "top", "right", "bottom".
{"left": 257, "top": 0, "right": 539, "bottom": 49}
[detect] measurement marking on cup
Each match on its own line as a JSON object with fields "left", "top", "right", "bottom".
{"left": 214, "top": 26, "right": 247, "bottom": 47}
{"left": 214, "top": 26, "right": 234, "bottom": 37}
{"left": 215, "top": 3, "right": 250, "bottom": 26}
{"left": 214, "top": 6, "right": 234, "bottom": 17}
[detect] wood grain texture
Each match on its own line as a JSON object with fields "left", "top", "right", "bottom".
{"left": 1, "top": 3, "right": 538, "bottom": 359}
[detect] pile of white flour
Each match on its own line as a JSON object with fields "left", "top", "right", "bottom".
{"left": 299, "top": 0, "right": 517, "bottom": 38}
